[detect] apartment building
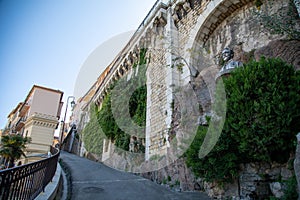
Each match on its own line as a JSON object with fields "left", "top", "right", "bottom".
{"left": 5, "top": 85, "right": 63, "bottom": 159}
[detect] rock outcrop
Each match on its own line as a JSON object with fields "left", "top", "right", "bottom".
{"left": 254, "top": 40, "right": 300, "bottom": 70}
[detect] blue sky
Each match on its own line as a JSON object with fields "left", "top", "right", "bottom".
{"left": 0, "top": 0, "right": 157, "bottom": 128}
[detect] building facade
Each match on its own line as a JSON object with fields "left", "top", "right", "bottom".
{"left": 5, "top": 85, "right": 63, "bottom": 161}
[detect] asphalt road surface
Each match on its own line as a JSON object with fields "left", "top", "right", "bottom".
{"left": 60, "top": 151, "right": 210, "bottom": 200}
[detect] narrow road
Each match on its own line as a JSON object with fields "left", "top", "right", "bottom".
{"left": 60, "top": 152, "right": 210, "bottom": 200}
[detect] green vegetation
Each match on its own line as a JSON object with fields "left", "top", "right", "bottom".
{"left": 129, "top": 85, "right": 147, "bottom": 127}
{"left": 282, "top": 176, "right": 299, "bottom": 200}
{"left": 185, "top": 125, "right": 239, "bottom": 182}
{"left": 0, "top": 134, "right": 31, "bottom": 168}
{"left": 254, "top": 0, "right": 300, "bottom": 39}
{"left": 96, "top": 93, "right": 130, "bottom": 150}
{"left": 95, "top": 48, "right": 148, "bottom": 151}
{"left": 185, "top": 57, "right": 300, "bottom": 183}
{"left": 255, "top": 0, "right": 263, "bottom": 9}
{"left": 81, "top": 103, "right": 106, "bottom": 155}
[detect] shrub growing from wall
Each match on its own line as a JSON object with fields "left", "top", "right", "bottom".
{"left": 185, "top": 57, "right": 300, "bottom": 183}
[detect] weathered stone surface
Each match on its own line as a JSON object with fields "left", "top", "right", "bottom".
{"left": 254, "top": 40, "right": 300, "bottom": 70}
{"left": 295, "top": 0, "right": 300, "bottom": 16}
{"left": 194, "top": 182, "right": 201, "bottom": 190}
{"left": 266, "top": 167, "right": 281, "bottom": 180}
{"left": 270, "top": 182, "right": 285, "bottom": 198}
{"left": 74, "top": 0, "right": 300, "bottom": 199}
{"left": 140, "top": 158, "right": 199, "bottom": 192}
{"left": 204, "top": 181, "right": 225, "bottom": 199}
{"left": 219, "top": 162, "right": 294, "bottom": 199}
{"left": 239, "top": 173, "right": 264, "bottom": 199}
{"left": 281, "top": 167, "right": 293, "bottom": 181}
{"left": 294, "top": 133, "right": 300, "bottom": 199}
{"left": 192, "top": 65, "right": 219, "bottom": 115}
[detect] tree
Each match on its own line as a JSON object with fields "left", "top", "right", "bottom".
{"left": 0, "top": 134, "right": 31, "bottom": 168}
{"left": 185, "top": 57, "right": 300, "bottom": 183}
{"left": 224, "top": 57, "right": 300, "bottom": 163}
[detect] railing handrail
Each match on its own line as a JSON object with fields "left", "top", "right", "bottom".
{"left": 0, "top": 146, "right": 60, "bottom": 200}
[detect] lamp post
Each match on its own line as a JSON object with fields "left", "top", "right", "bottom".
{"left": 60, "top": 96, "right": 75, "bottom": 149}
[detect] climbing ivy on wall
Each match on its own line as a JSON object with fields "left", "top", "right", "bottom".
{"left": 81, "top": 104, "right": 106, "bottom": 155}
{"left": 129, "top": 85, "right": 147, "bottom": 126}
{"left": 96, "top": 93, "right": 130, "bottom": 151}
{"left": 96, "top": 48, "right": 148, "bottom": 151}
{"left": 129, "top": 48, "right": 147, "bottom": 127}
{"left": 185, "top": 57, "right": 300, "bottom": 183}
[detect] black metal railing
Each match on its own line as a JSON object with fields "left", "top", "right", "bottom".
{"left": 0, "top": 146, "right": 60, "bottom": 200}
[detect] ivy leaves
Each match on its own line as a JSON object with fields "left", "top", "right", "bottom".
{"left": 81, "top": 104, "right": 106, "bottom": 155}
{"left": 95, "top": 48, "right": 148, "bottom": 151}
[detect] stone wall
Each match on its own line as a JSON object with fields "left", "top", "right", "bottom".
{"left": 141, "top": 0, "right": 300, "bottom": 198}
{"left": 146, "top": 46, "right": 169, "bottom": 158}
{"left": 295, "top": 133, "right": 300, "bottom": 200}
{"left": 140, "top": 158, "right": 198, "bottom": 192}
{"left": 191, "top": 0, "right": 300, "bottom": 68}
{"left": 72, "top": 0, "right": 300, "bottom": 198}
{"left": 140, "top": 157, "right": 295, "bottom": 199}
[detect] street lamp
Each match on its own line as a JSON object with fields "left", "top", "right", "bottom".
{"left": 60, "top": 96, "right": 75, "bottom": 148}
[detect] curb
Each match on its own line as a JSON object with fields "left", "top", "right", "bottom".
{"left": 35, "top": 164, "right": 62, "bottom": 200}
{"left": 60, "top": 165, "right": 68, "bottom": 200}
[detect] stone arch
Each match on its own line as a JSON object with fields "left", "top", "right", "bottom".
{"left": 182, "top": 0, "right": 254, "bottom": 82}
{"left": 119, "top": 67, "right": 124, "bottom": 76}
{"left": 133, "top": 46, "right": 139, "bottom": 62}
{"left": 120, "top": 64, "right": 125, "bottom": 73}
{"left": 123, "top": 59, "right": 129, "bottom": 71}
{"left": 176, "top": 0, "right": 256, "bottom": 113}
{"left": 181, "top": 0, "right": 297, "bottom": 112}
{"left": 128, "top": 51, "right": 134, "bottom": 66}
{"left": 96, "top": 98, "right": 100, "bottom": 106}
{"left": 114, "top": 72, "right": 120, "bottom": 81}
{"left": 195, "top": 0, "right": 253, "bottom": 45}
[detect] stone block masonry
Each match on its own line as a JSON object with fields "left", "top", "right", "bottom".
{"left": 74, "top": 0, "right": 300, "bottom": 198}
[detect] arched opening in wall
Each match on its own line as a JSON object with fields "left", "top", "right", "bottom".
{"left": 189, "top": 0, "right": 257, "bottom": 69}
{"left": 189, "top": 0, "right": 300, "bottom": 71}
{"left": 185, "top": 0, "right": 261, "bottom": 118}
{"left": 185, "top": 0, "right": 300, "bottom": 124}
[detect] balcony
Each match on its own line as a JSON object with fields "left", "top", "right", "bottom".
{"left": 19, "top": 104, "right": 30, "bottom": 117}
{"left": 15, "top": 117, "right": 26, "bottom": 131}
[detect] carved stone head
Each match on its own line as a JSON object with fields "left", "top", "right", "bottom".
{"left": 222, "top": 47, "right": 234, "bottom": 62}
